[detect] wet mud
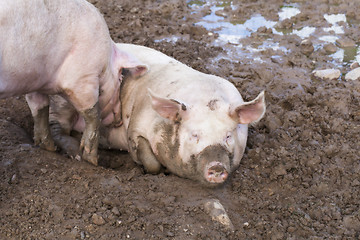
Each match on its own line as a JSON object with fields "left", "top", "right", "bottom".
{"left": 1, "top": 0, "right": 360, "bottom": 239}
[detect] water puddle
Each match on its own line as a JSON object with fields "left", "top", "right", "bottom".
{"left": 197, "top": 8, "right": 278, "bottom": 44}
{"left": 278, "top": 4, "right": 301, "bottom": 21}
{"left": 157, "top": 1, "right": 360, "bottom": 67}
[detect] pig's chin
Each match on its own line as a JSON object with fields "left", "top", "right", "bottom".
{"left": 198, "top": 174, "right": 229, "bottom": 188}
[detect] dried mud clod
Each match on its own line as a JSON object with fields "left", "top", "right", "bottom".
{"left": 203, "top": 199, "right": 234, "bottom": 231}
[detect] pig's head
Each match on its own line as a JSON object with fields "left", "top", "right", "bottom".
{"left": 148, "top": 89, "right": 266, "bottom": 187}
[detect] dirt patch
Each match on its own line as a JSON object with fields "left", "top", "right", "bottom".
{"left": 1, "top": 0, "right": 360, "bottom": 239}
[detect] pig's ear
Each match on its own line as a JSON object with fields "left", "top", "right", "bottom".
{"left": 126, "top": 65, "right": 149, "bottom": 78}
{"left": 232, "top": 91, "right": 266, "bottom": 124}
{"left": 113, "top": 45, "right": 149, "bottom": 79}
{"left": 148, "top": 89, "right": 187, "bottom": 121}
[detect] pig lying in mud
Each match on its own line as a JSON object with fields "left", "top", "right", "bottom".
{"left": 50, "top": 44, "right": 266, "bottom": 186}
{"left": 0, "top": 0, "right": 147, "bottom": 165}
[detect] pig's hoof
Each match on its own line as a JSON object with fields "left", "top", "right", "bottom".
{"left": 36, "top": 138, "right": 57, "bottom": 152}
{"left": 82, "top": 151, "right": 98, "bottom": 166}
{"left": 144, "top": 162, "right": 162, "bottom": 174}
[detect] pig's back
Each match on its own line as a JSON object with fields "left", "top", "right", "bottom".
{"left": 118, "top": 44, "right": 243, "bottom": 106}
{"left": 0, "top": 0, "right": 109, "bottom": 97}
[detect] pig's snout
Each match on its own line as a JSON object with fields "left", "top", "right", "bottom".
{"left": 205, "top": 162, "right": 228, "bottom": 184}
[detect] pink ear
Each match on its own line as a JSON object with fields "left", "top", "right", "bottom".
{"left": 233, "top": 91, "right": 266, "bottom": 124}
{"left": 148, "top": 89, "right": 187, "bottom": 121}
{"left": 127, "top": 65, "right": 148, "bottom": 78}
{"left": 112, "top": 44, "right": 149, "bottom": 79}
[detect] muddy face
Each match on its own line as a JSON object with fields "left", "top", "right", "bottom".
{"left": 153, "top": 112, "right": 245, "bottom": 187}
{"left": 195, "top": 144, "right": 232, "bottom": 186}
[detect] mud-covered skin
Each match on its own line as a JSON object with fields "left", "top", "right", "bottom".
{"left": 78, "top": 104, "right": 100, "bottom": 165}
{"left": 49, "top": 44, "right": 265, "bottom": 186}
{"left": 113, "top": 44, "right": 265, "bottom": 186}
{"left": 32, "top": 106, "right": 56, "bottom": 152}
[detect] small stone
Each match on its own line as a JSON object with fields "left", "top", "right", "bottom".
{"left": 271, "top": 56, "right": 284, "bottom": 64}
{"left": 351, "top": 179, "right": 360, "bottom": 186}
{"left": 350, "top": 62, "right": 359, "bottom": 69}
{"left": 72, "top": 174, "right": 81, "bottom": 180}
{"left": 343, "top": 215, "right": 360, "bottom": 230}
{"left": 312, "top": 69, "right": 341, "bottom": 80}
{"left": 306, "top": 156, "right": 321, "bottom": 168}
{"left": 336, "top": 37, "right": 356, "bottom": 48}
{"left": 273, "top": 165, "right": 287, "bottom": 176}
{"left": 323, "top": 43, "right": 337, "bottom": 54}
{"left": 128, "top": 216, "right": 136, "bottom": 223}
{"left": 204, "top": 199, "right": 234, "bottom": 230}
{"left": 111, "top": 207, "right": 120, "bottom": 216}
{"left": 85, "top": 224, "right": 96, "bottom": 233}
{"left": 19, "top": 144, "right": 32, "bottom": 151}
{"left": 9, "top": 174, "right": 18, "bottom": 184}
{"left": 215, "top": 9, "right": 228, "bottom": 18}
{"left": 300, "top": 39, "right": 314, "bottom": 56}
{"left": 91, "top": 213, "right": 106, "bottom": 226}
{"left": 102, "top": 197, "right": 113, "bottom": 206}
{"left": 69, "top": 228, "right": 79, "bottom": 238}
{"left": 345, "top": 67, "right": 360, "bottom": 81}
{"left": 275, "top": 18, "right": 293, "bottom": 29}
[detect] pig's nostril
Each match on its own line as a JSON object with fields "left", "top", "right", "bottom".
{"left": 206, "top": 163, "right": 228, "bottom": 183}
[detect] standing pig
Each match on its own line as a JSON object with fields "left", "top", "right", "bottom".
{"left": 0, "top": 0, "right": 147, "bottom": 165}
{"left": 50, "top": 44, "right": 265, "bottom": 186}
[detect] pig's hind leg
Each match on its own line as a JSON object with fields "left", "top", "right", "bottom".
{"left": 25, "top": 92, "right": 56, "bottom": 151}
{"left": 50, "top": 121, "right": 80, "bottom": 159}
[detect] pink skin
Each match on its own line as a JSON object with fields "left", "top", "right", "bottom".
{"left": 49, "top": 43, "right": 266, "bottom": 184}
{"left": 205, "top": 162, "right": 229, "bottom": 184}
{"left": 0, "top": 0, "right": 133, "bottom": 164}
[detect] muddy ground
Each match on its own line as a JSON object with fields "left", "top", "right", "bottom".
{"left": 1, "top": 0, "right": 360, "bottom": 239}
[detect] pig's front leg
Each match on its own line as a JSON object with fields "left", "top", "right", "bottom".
{"left": 78, "top": 103, "right": 100, "bottom": 166}
{"left": 60, "top": 70, "right": 101, "bottom": 166}
{"left": 25, "top": 93, "right": 56, "bottom": 151}
{"left": 137, "top": 136, "right": 162, "bottom": 174}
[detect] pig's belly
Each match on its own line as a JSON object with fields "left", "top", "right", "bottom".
{"left": 0, "top": 71, "right": 55, "bottom": 98}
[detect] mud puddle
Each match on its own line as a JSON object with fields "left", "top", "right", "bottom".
{"left": 183, "top": 0, "right": 360, "bottom": 68}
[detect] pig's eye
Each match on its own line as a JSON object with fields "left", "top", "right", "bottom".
{"left": 190, "top": 132, "right": 200, "bottom": 143}
{"left": 225, "top": 132, "right": 233, "bottom": 146}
